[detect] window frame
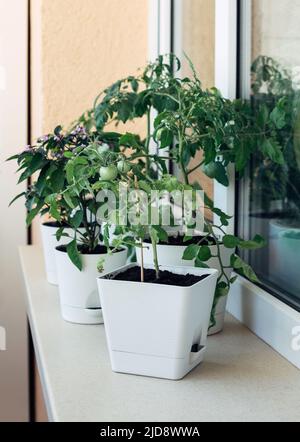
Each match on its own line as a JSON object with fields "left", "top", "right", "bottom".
{"left": 231, "top": 0, "right": 300, "bottom": 369}
{"left": 148, "top": 0, "right": 300, "bottom": 368}
{"left": 237, "top": 0, "right": 300, "bottom": 313}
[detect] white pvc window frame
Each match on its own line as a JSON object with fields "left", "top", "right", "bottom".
{"left": 218, "top": 0, "right": 300, "bottom": 368}
{"left": 214, "top": 0, "right": 237, "bottom": 234}
{"left": 148, "top": 0, "right": 172, "bottom": 61}
{"left": 148, "top": 0, "right": 173, "bottom": 158}
{"left": 148, "top": 0, "right": 300, "bottom": 369}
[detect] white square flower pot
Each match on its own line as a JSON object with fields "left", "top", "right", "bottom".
{"left": 55, "top": 247, "right": 127, "bottom": 324}
{"left": 136, "top": 240, "right": 232, "bottom": 335}
{"left": 97, "top": 264, "right": 218, "bottom": 380}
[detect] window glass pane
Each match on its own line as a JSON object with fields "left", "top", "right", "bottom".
{"left": 173, "top": 0, "right": 215, "bottom": 203}
{"left": 239, "top": 0, "right": 300, "bottom": 308}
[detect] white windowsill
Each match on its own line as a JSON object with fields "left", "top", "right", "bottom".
{"left": 20, "top": 246, "right": 300, "bottom": 422}
{"left": 227, "top": 274, "right": 300, "bottom": 370}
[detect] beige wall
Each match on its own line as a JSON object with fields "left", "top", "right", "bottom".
{"left": 31, "top": 0, "right": 148, "bottom": 135}
{"left": 31, "top": 0, "right": 148, "bottom": 243}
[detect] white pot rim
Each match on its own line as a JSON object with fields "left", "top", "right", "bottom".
{"left": 142, "top": 241, "right": 219, "bottom": 249}
{"left": 98, "top": 262, "right": 218, "bottom": 289}
{"left": 141, "top": 236, "right": 223, "bottom": 248}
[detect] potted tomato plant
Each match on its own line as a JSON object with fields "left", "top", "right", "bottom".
{"left": 8, "top": 125, "right": 89, "bottom": 284}
{"left": 95, "top": 176, "right": 218, "bottom": 380}
{"left": 93, "top": 55, "right": 280, "bottom": 333}
{"left": 46, "top": 134, "right": 128, "bottom": 324}
{"left": 9, "top": 126, "right": 128, "bottom": 323}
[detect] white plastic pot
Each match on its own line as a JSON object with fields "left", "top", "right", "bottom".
{"left": 41, "top": 222, "right": 82, "bottom": 285}
{"left": 55, "top": 247, "right": 127, "bottom": 324}
{"left": 136, "top": 240, "right": 232, "bottom": 335}
{"left": 97, "top": 264, "right": 218, "bottom": 380}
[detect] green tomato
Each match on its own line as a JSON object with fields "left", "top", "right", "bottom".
{"left": 203, "top": 162, "right": 218, "bottom": 178}
{"left": 97, "top": 143, "right": 110, "bottom": 155}
{"left": 117, "top": 160, "right": 131, "bottom": 174}
{"left": 99, "top": 165, "right": 118, "bottom": 181}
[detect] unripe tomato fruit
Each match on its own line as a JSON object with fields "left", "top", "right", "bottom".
{"left": 203, "top": 162, "right": 218, "bottom": 178}
{"left": 97, "top": 143, "right": 110, "bottom": 155}
{"left": 99, "top": 165, "right": 118, "bottom": 180}
{"left": 117, "top": 160, "right": 131, "bottom": 174}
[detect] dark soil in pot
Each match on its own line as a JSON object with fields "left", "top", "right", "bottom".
{"left": 56, "top": 244, "right": 123, "bottom": 255}
{"left": 43, "top": 221, "right": 70, "bottom": 228}
{"left": 110, "top": 266, "right": 209, "bottom": 287}
{"left": 143, "top": 234, "right": 216, "bottom": 247}
{"left": 43, "top": 221, "right": 87, "bottom": 228}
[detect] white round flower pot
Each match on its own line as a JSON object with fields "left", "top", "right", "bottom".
{"left": 55, "top": 246, "right": 127, "bottom": 324}
{"left": 207, "top": 295, "right": 228, "bottom": 335}
{"left": 97, "top": 264, "right": 218, "bottom": 380}
{"left": 136, "top": 239, "right": 232, "bottom": 335}
{"left": 41, "top": 222, "right": 82, "bottom": 285}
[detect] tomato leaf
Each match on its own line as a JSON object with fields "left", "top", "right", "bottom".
{"left": 182, "top": 244, "right": 199, "bottom": 260}
{"left": 66, "top": 240, "right": 82, "bottom": 271}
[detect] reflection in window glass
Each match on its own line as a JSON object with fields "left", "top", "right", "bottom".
{"left": 239, "top": 0, "right": 300, "bottom": 307}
